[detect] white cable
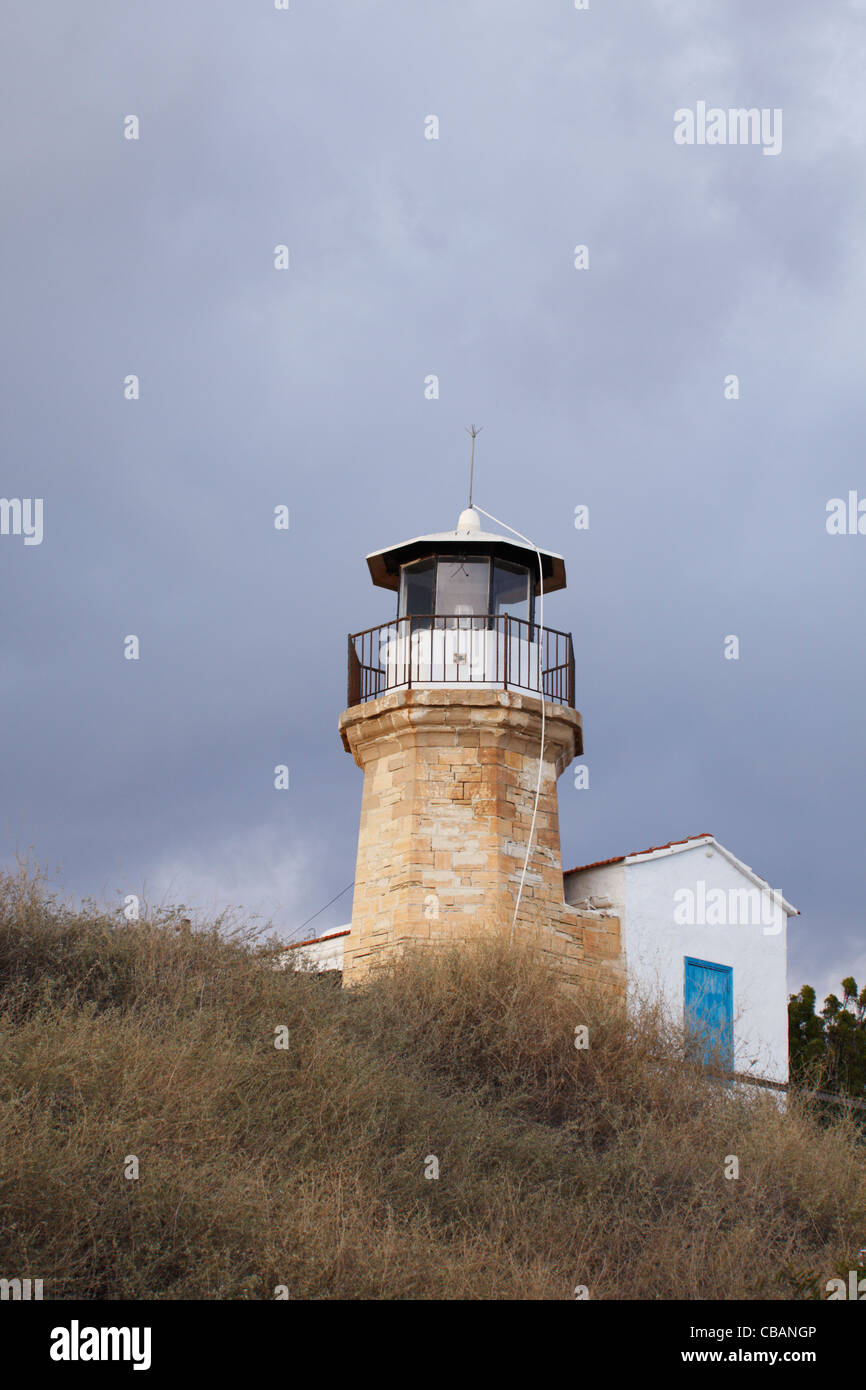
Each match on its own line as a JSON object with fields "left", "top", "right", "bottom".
{"left": 472, "top": 504, "right": 546, "bottom": 945}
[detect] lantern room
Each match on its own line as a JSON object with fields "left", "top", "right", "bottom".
{"left": 347, "top": 507, "right": 574, "bottom": 708}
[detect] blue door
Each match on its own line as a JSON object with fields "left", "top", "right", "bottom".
{"left": 684, "top": 957, "right": 733, "bottom": 1072}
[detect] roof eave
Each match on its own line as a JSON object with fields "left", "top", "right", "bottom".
{"left": 365, "top": 533, "right": 567, "bottom": 595}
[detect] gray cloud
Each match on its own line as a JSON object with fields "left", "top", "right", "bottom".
{"left": 2, "top": 0, "right": 864, "bottom": 1001}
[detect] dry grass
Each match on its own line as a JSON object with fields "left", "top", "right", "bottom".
{"left": 0, "top": 866, "right": 863, "bottom": 1300}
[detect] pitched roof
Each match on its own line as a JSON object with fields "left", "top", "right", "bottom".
{"left": 285, "top": 929, "right": 351, "bottom": 951}
{"left": 564, "top": 834, "right": 799, "bottom": 916}
{"left": 564, "top": 834, "right": 714, "bottom": 874}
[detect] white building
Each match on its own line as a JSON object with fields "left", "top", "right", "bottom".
{"left": 564, "top": 833, "right": 797, "bottom": 1084}
{"left": 281, "top": 928, "right": 350, "bottom": 973}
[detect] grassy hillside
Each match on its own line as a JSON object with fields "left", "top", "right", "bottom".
{"left": 0, "top": 867, "right": 863, "bottom": 1300}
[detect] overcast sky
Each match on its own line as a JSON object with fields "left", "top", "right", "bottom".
{"left": 2, "top": 0, "right": 865, "bottom": 1004}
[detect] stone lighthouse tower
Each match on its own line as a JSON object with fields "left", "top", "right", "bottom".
{"left": 338, "top": 505, "right": 621, "bottom": 988}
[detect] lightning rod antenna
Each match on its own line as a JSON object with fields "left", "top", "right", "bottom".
{"left": 465, "top": 423, "right": 483, "bottom": 509}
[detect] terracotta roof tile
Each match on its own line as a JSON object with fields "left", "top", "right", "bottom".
{"left": 564, "top": 834, "right": 714, "bottom": 876}
{"left": 286, "top": 929, "right": 351, "bottom": 951}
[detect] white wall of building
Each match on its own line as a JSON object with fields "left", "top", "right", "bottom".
{"left": 565, "top": 842, "right": 792, "bottom": 1084}
{"left": 282, "top": 928, "right": 348, "bottom": 973}
{"left": 563, "top": 861, "right": 626, "bottom": 917}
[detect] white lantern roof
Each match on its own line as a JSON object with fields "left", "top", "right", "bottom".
{"left": 365, "top": 509, "right": 567, "bottom": 595}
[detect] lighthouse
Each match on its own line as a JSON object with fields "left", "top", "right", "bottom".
{"left": 338, "top": 503, "right": 621, "bottom": 988}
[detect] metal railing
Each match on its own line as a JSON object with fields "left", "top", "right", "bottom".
{"left": 347, "top": 614, "right": 575, "bottom": 708}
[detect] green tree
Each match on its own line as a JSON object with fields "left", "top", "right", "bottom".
{"left": 789, "top": 977, "right": 866, "bottom": 1098}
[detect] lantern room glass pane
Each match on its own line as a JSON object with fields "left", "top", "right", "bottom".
{"left": 435, "top": 558, "right": 490, "bottom": 616}
{"left": 399, "top": 558, "right": 435, "bottom": 617}
{"left": 491, "top": 560, "right": 530, "bottom": 621}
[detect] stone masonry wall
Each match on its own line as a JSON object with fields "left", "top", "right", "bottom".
{"left": 338, "top": 688, "right": 623, "bottom": 994}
